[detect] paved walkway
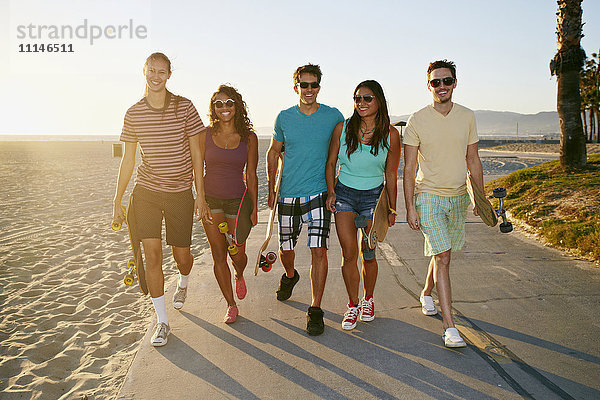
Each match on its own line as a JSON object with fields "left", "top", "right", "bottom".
{"left": 117, "top": 179, "right": 599, "bottom": 399}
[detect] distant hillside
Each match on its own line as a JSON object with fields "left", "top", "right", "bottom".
{"left": 391, "top": 110, "right": 560, "bottom": 136}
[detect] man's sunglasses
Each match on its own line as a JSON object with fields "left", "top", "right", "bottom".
{"left": 354, "top": 95, "right": 375, "bottom": 103}
{"left": 429, "top": 77, "right": 455, "bottom": 88}
{"left": 213, "top": 99, "right": 235, "bottom": 108}
{"left": 298, "top": 81, "right": 320, "bottom": 89}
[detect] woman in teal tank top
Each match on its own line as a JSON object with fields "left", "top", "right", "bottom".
{"left": 325, "top": 80, "right": 401, "bottom": 330}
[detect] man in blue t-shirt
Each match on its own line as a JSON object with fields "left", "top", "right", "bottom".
{"left": 267, "top": 63, "right": 344, "bottom": 336}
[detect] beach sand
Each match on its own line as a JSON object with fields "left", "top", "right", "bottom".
{"left": 0, "top": 139, "right": 551, "bottom": 399}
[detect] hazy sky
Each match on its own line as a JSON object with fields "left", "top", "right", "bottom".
{"left": 1, "top": 0, "right": 599, "bottom": 135}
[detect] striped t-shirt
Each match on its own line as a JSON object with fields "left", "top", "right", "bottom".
{"left": 120, "top": 93, "right": 206, "bottom": 193}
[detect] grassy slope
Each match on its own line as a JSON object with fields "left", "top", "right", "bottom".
{"left": 486, "top": 153, "right": 600, "bottom": 265}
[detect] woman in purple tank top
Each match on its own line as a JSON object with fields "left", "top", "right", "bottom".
{"left": 198, "top": 85, "right": 258, "bottom": 323}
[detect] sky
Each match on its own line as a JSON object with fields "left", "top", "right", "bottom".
{"left": 0, "top": 0, "right": 599, "bottom": 135}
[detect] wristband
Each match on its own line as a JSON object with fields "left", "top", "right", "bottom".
{"left": 388, "top": 207, "right": 397, "bottom": 215}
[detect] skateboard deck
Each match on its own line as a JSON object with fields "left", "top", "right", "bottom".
{"left": 126, "top": 194, "right": 149, "bottom": 295}
{"left": 466, "top": 173, "right": 498, "bottom": 227}
{"left": 234, "top": 186, "right": 253, "bottom": 245}
{"left": 254, "top": 156, "right": 283, "bottom": 275}
{"left": 367, "top": 186, "right": 390, "bottom": 249}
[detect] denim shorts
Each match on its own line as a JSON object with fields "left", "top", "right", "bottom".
{"left": 205, "top": 195, "right": 242, "bottom": 219}
{"left": 334, "top": 181, "right": 383, "bottom": 219}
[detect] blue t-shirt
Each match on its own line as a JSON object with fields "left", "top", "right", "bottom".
{"left": 338, "top": 120, "right": 389, "bottom": 190}
{"left": 274, "top": 104, "right": 344, "bottom": 197}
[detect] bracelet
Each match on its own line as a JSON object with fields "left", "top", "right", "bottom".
{"left": 388, "top": 207, "right": 397, "bottom": 215}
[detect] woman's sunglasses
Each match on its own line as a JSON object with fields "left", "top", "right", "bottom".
{"left": 354, "top": 95, "right": 374, "bottom": 103}
{"left": 213, "top": 99, "right": 235, "bottom": 108}
{"left": 298, "top": 81, "right": 320, "bottom": 89}
{"left": 429, "top": 77, "right": 455, "bottom": 88}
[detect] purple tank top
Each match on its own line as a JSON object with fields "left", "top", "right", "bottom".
{"left": 204, "top": 128, "right": 248, "bottom": 199}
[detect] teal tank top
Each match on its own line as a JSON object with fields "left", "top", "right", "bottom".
{"left": 338, "top": 119, "right": 389, "bottom": 190}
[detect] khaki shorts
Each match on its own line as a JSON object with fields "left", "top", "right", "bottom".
{"left": 132, "top": 185, "right": 194, "bottom": 247}
{"left": 415, "top": 192, "right": 470, "bottom": 256}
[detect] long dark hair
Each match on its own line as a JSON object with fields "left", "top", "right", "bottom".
{"left": 209, "top": 84, "right": 254, "bottom": 141}
{"left": 345, "top": 80, "right": 390, "bottom": 158}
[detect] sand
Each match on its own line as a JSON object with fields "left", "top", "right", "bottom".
{"left": 0, "top": 139, "right": 549, "bottom": 399}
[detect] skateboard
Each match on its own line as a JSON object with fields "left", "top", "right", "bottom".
{"left": 217, "top": 186, "right": 254, "bottom": 255}
{"left": 466, "top": 173, "right": 513, "bottom": 233}
{"left": 367, "top": 186, "right": 390, "bottom": 249}
{"left": 111, "top": 196, "right": 149, "bottom": 295}
{"left": 254, "top": 156, "right": 283, "bottom": 275}
{"left": 355, "top": 215, "right": 375, "bottom": 260}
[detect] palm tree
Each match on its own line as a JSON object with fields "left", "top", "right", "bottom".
{"left": 550, "top": 0, "right": 587, "bottom": 167}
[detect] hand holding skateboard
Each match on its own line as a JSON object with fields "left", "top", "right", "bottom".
{"left": 466, "top": 173, "right": 513, "bottom": 233}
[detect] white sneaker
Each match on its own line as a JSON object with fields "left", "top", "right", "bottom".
{"left": 172, "top": 285, "right": 187, "bottom": 310}
{"left": 420, "top": 294, "right": 438, "bottom": 316}
{"left": 150, "top": 322, "right": 170, "bottom": 347}
{"left": 443, "top": 327, "right": 466, "bottom": 348}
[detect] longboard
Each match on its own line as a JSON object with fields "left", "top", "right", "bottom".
{"left": 126, "top": 194, "right": 149, "bottom": 295}
{"left": 254, "top": 156, "right": 283, "bottom": 275}
{"left": 234, "top": 186, "right": 253, "bottom": 245}
{"left": 465, "top": 173, "right": 497, "bottom": 227}
{"left": 367, "top": 186, "right": 390, "bottom": 249}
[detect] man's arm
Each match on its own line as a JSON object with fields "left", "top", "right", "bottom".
{"left": 325, "top": 121, "right": 343, "bottom": 213}
{"left": 466, "top": 141, "right": 484, "bottom": 216}
{"left": 266, "top": 138, "right": 284, "bottom": 209}
{"left": 403, "top": 144, "right": 420, "bottom": 231}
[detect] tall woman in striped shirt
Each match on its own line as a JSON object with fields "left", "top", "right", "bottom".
{"left": 112, "top": 52, "right": 208, "bottom": 347}
{"left": 199, "top": 85, "right": 258, "bottom": 324}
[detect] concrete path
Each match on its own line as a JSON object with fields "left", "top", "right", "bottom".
{"left": 117, "top": 179, "right": 599, "bottom": 399}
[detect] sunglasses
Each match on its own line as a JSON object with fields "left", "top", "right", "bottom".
{"left": 354, "top": 94, "right": 375, "bottom": 103}
{"left": 213, "top": 99, "right": 235, "bottom": 108}
{"left": 298, "top": 81, "right": 320, "bottom": 89}
{"left": 429, "top": 77, "right": 455, "bottom": 88}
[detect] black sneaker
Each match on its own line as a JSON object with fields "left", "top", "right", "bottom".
{"left": 306, "top": 306, "right": 324, "bottom": 336}
{"left": 276, "top": 270, "right": 299, "bottom": 301}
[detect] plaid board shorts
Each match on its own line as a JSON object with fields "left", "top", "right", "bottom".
{"left": 277, "top": 191, "right": 331, "bottom": 251}
{"left": 415, "top": 192, "right": 470, "bottom": 256}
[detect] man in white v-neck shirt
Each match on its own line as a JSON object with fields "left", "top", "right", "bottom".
{"left": 403, "top": 59, "right": 484, "bottom": 348}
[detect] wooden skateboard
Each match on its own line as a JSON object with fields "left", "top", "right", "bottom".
{"left": 466, "top": 173, "right": 513, "bottom": 233}
{"left": 367, "top": 186, "right": 390, "bottom": 249}
{"left": 111, "top": 195, "right": 149, "bottom": 295}
{"left": 254, "top": 156, "right": 283, "bottom": 275}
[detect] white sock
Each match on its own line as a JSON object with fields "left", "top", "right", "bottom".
{"left": 178, "top": 273, "right": 189, "bottom": 289}
{"left": 151, "top": 295, "right": 168, "bottom": 325}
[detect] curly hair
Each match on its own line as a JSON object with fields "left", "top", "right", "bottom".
{"left": 208, "top": 84, "right": 254, "bottom": 141}
{"left": 345, "top": 80, "right": 390, "bottom": 158}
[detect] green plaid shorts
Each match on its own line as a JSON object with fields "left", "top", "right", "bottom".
{"left": 415, "top": 192, "right": 470, "bottom": 256}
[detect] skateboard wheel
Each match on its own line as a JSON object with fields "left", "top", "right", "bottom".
{"left": 261, "top": 263, "right": 273, "bottom": 272}
{"left": 218, "top": 222, "right": 229, "bottom": 234}
{"left": 127, "top": 258, "right": 136, "bottom": 269}
{"left": 500, "top": 222, "right": 513, "bottom": 233}
{"left": 124, "top": 274, "right": 134, "bottom": 286}
{"left": 493, "top": 187, "right": 507, "bottom": 198}
{"left": 228, "top": 244, "right": 238, "bottom": 255}
{"left": 111, "top": 222, "right": 122, "bottom": 231}
{"left": 265, "top": 251, "right": 277, "bottom": 264}
{"left": 362, "top": 248, "right": 375, "bottom": 261}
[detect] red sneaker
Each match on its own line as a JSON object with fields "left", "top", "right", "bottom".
{"left": 235, "top": 276, "right": 247, "bottom": 300}
{"left": 224, "top": 305, "right": 238, "bottom": 324}
{"left": 360, "top": 297, "right": 374, "bottom": 322}
{"left": 342, "top": 304, "right": 360, "bottom": 330}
